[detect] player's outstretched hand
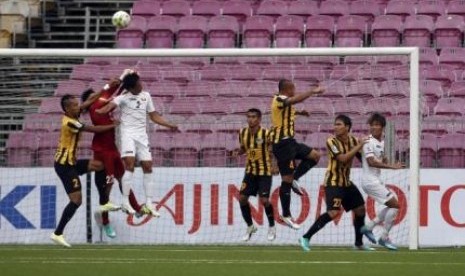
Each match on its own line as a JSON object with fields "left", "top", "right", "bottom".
{"left": 169, "top": 124, "right": 179, "bottom": 132}
{"left": 391, "top": 161, "right": 406, "bottom": 169}
{"left": 232, "top": 148, "right": 241, "bottom": 158}
{"left": 109, "top": 78, "right": 121, "bottom": 88}
{"left": 297, "top": 110, "right": 310, "bottom": 117}
{"left": 311, "top": 84, "right": 325, "bottom": 95}
{"left": 358, "top": 136, "right": 370, "bottom": 145}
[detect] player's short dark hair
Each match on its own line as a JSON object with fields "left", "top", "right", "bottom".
{"left": 278, "top": 79, "right": 290, "bottom": 92}
{"left": 122, "top": 72, "right": 140, "bottom": 90}
{"left": 247, "top": 108, "right": 262, "bottom": 118}
{"left": 60, "top": 94, "right": 75, "bottom": 112}
{"left": 335, "top": 114, "right": 352, "bottom": 131}
{"left": 81, "top": 88, "right": 94, "bottom": 104}
{"left": 367, "top": 112, "right": 386, "bottom": 127}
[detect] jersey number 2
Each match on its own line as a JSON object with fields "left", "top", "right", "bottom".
{"left": 136, "top": 101, "right": 141, "bottom": 109}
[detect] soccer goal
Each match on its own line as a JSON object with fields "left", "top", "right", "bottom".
{"left": 0, "top": 48, "right": 420, "bottom": 250}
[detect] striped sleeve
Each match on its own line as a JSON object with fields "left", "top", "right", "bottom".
{"left": 275, "top": 95, "right": 289, "bottom": 108}
{"left": 66, "top": 119, "right": 84, "bottom": 133}
{"left": 327, "top": 137, "right": 341, "bottom": 158}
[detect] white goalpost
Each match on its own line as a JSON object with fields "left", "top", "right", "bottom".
{"left": 0, "top": 47, "right": 420, "bottom": 250}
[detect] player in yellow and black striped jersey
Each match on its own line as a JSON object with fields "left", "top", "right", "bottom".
{"left": 270, "top": 79, "right": 324, "bottom": 229}
{"left": 51, "top": 94, "right": 118, "bottom": 248}
{"left": 233, "top": 108, "right": 277, "bottom": 242}
{"left": 299, "top": 115, "right": 377, "bottom": 252}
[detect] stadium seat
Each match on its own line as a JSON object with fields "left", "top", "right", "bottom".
{"left": 161, "top": 0, "right": 191, "bottom": 18}
{"left": 132, "top": 0, "right": 160, "bottom": 19}
{"left": 304, "top": 132, "right": 330, "bottom": 167}
{"left": 447, "top": 0, "right": 465, "bottom": 19}
{"left": 169, "top": 98, "right": 201, "bottom": 115}
{"left": 54, "top": 80, "right": 88, "bottom": 97}
{"left": 421, "top": 115, "right": 452, "bottom": 136}
{"left": 301, "top": 98, "right": 334, "bottom": 116}
{"left": 222, "top": 0, "right": 252, "bottom": 26}
{"left": 385, "top": 0, "right": 416, "bottom": 21}
{"left": 379, "top": 80, "right": 409, "bottom": 99}
{"left": 333, "top": 98, "right": 366, "bottom": 115}
{"left": 242, "top": 16, "right": 274, "bottom": 48}
{"left": 169, "top": 133, "right": 201, "bottom": 167}
{"left": 216, "top": 81, "right": 249, "bottom": 97}
{"left": 160, "top": 65, "right": 196, "bottom": 82}
{"left": 448, "top": 80, "right": 465, "bottom": 97}
{"left": 437, "top": 133, "right": 465, "bottom": 168}
{"left": 334, "top": 15, "right": 367, "bottom": 47}
{"left": 199, "top": 98, "right": 234, "bottom": 115}
{"left": 149, "top": 133, "right": 173, "bottom": 166}
{"left": 403, "top": 15, "right": 435, "bottom": 47}
{"left": 420, "top": 133, "right": 438, "bottom": 167}
{"left": 256, "top": 0, "right": 288, "bottom": 21}
{"left": 434, "top": 97, "right": 465, "bottom": 117}
{"left": 349, "top": 0, "right": 381, "bottom": 26}
{"left": 288, "top": 0, "right": 317, "bottom": 20}
{"left": 371, "top": 15, "right": 403, "bottom": 47}
{"left": 416, "top": 0, "right": 445, "bottom": 21}
{"left": 343, "top": 56, "right": 376, "bottom": 65}
{"left": 38, "top": 98, "right": 64, "bottom": 114}
{"left": 329, "top": 64, "right": 362, "bottom": 81}
{"left": 116, "top": 16, "right": 146, "bottom": 48}
{"left": 6, "top": 132, "right": 37, "bottom": 167}
{"left": 248, "top": 80, "right": 275, "bottom": 98}
{"left": 366, "top": 98, "right": 398, "bottom": 116}
{"left": 275, "top": 15, "right": 304, "bottom": 48}
{"left": 146, "top": 16, "right": 177, "bottom": 48}
{"left": 376, "top": 55, "right": 408, "bottom": 66}
{"left": 319, "top": 80, "right": 347, "bottom": 98}
{"left": 421, "top": 65, "right": 456, "bottom": 87}
{"left": 207, "top": 15, "right": 239, "bottom": 48}
{"left": 293, "top": 66, "right": 326, "bottom": 83}
{"left": 420, "top": 47, "right": 439, "bottom": 66}
{"left": 199, "top": 66, "right": 231, "bottom": 81}
{"left": 345, "top": 80, "right": 378, "bottom": 99}
{"left": 434, "top": 15, "right": 465, "bottom": 48}
{"left": 420, "top": 79, "right": 444, "bottom": 110}
{"left": 318, "top": 0, "right": 349, "bottom": 21}
{"left": 192, "top": 0, "right": 221, "bottom": 18}
{"left": 177, "top": 16, "right": 208, "bottom": 48}
{"left": 37, "top": 132, "right": 60, "bottom": 167}
{"left": 262, "top": 65, "right": 293, "bottom": 81}
{"left": 305, "top": 15, "right": 335, "bottom": 47}
{"left": 438, "top": 47, "right": 465, "bottom": 69}
{"left": 201, "top": 133, "right": 234, "bottom": 167}
{"left": 23, "top": 113, "right": 61, "bottom": 132}
{"left": 70, "top": 64, "right": 101, "bottom": 81}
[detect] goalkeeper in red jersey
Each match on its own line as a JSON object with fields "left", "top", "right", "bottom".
{"left": 81, "top": 70, "right": 144, "bottom": 238}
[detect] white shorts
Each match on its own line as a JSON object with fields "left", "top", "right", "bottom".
{"left": 361, "top": 178, "right": 396, "bottom": 205}
{"left": 120, "top": 135, "right": 152, "bottom": 161}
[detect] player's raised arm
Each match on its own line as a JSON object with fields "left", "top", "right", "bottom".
{"left": 82, "top": 123, "right": 118, "bottom": 133}
{"left": 285, "top": 84, "right": 324, "bottom": 105}
{"left": 148, "top": 111, "right": 178, "bottom": 130}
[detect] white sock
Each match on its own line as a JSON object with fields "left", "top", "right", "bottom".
{"left": 143, "top": 173, "right": 154, "bottom": 207}
{"left": 121, "top": 170, "right": 133, "bottom": 206}
{"left": 366, "top": 206, "right": 389, "bottom": 230}
{"left": 382, "top": 208, "right": 398, "bottom": 239}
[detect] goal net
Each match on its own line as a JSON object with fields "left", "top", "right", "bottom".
{"left": 0, "top": 48, "right": 420, "bottom": 249}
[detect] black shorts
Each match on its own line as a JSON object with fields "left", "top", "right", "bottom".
{"left": 240, "top": 174, "right": 272, "bottom": 198}
{"left": 272, "top": 138, "right": 312, "bottom": 176}
{"left": 54, "top": 159, "right": 89, "bottom": 194}
{"left": 325, "top": 182, "right": 365, "bottom": 212}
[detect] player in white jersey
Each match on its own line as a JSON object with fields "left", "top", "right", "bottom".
{"left": 97, "top": 71, "right": 178, "bottom": 216}
{"left": 360, "top": 113, "right": 404, "bottom": 250}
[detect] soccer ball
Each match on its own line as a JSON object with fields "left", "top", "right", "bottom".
{"left": 112, "top": 11, "right": 131, "bottom": 29}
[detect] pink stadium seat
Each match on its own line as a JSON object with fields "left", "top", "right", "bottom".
{"left": 438, "top": 47, "right": 465, "bottom": 69}
{"left": 161, "top": 0, "right": 191, "bottom": 18}
{"left": 132, "top": 0, "right": 160, "bottom": 19}
{"left": 84, "top": 57, "right": 114, "bottom": 66}
{"left": 366, "top": 98, "right": 398, "bottom": 116}
{"left": 333, "top": 98, "right": 366, "bottom": 115}
{"left": 38, "top": 98, "right": 63, "bottom": 114}
{"left": 293, "top": 66, "right": 326, "bottom": 82}
{"left": 319, "top": 80, "right": 347, "bottom": 98}
{"left": 396, "top": 98, "right": 430, "bottom": 116}
{"left": 304, "top": 132, "right": 330, "bottom": 167}
{"left": 116, "top": 16, "right": 146, "bottom": 48}
{"left": 169, "top": 98, "right": 201, "bottom": 115}
{"left": 207, "top": 15, "right": 239, "bottom": 48}
{"left": 54, "top": 80, "right": 87, "bottom": 96}
{"left": 248, "top": 80, "right": 276, "bottom": 98}
{"left": 222, "top": 0, "right": 252, "bottom": 26}
{"left": 376, "top": 55, "right": 408, "bottom": 66}
{"left": 438, "top": 133, "right": 465, "bottom": 168}
{"left": 434, "top": 97, "right": 465, "bottom": 117}
{"left": 160, "top": 65, "right": 195, "bottom": 82}
{"left": 262, "top": 66, "right": 293, "bottom": 81}
{"left": 335, "top": 15, "right": 367, "bottom": 47}
{"left": 421, "top": 65, "right": 456, "bottom": 87}
{"left": 343, "top": 56, "right": 375, "bottom": 65}
{"left": 146, "top": 16, "right": 177, "bottom": 48}
{"left": 345, "top": 80, "right": 378, "bottom": 98}
{"left": 301, "top": 98, "right": 334, "bottom": 117}
{"left": 305, "top": 15, "right": 335, "bottom": 47}
{"left": 37, "top": 132, "right": 60, "bottom": 166}
{"left": 447, "top": 0, "right": 465, "bottom": 19}
{"left": 149, "top": 81, "right": 182, "bottom": 99}
{"left": 420, "top": 47, "right": 439, "bottom": 66}
{"left": 192, "top": 0, "right": 221, "bottom": 18}
{"left": 23, "top": 113, "right": 60, "bottom": 132}
{"left": 385, "top": 0, "right": 416, "bottom": 21}
{"left": 420, "top": 79, "right": 444, "bottom": 110}
{"left": 199, "top": 66, "right": 231, "bottom": 81}
{"left": 349, "top": 0, "right": 381, "bottom": 26}
{"left": 422, "top": 115, "right": 452, "bottom": 136}
{"left": 70, "top": 64, "right": 100, "bottom": 81}
{"left": 177, "top": 16, "right": 208, "bottom": 48}
{"left": 275, "top": 15, "right": 304, "bottom": 48}
{"left": 329, "top": 64, "right": 362, "bottom": 81}
{"left": 216, "top": 81, "right": 249, "bottom": 97}
{"left": 6, "top": 132, "right": 37, "bottom": 167}
{"left": 434, "top": 15, "right": 465, "bottom": 48}
{"left": 149, "top": 133, "right": 173, "bottom": 166}
{"left": 416, "top": 0, "right": 445, "bottom": 21}
{"left": 379, "top": 80, "right": 409, "bottom": 99}
{"left": 420, "top": 133, "right": 438, "bottom": 167}
{"left": 288, "top": 0, "right": 317, "bottom": 20}
{"left": 137, "top": 63, "right": 160, "bottom": 82}
{"left": 448, "top": 80, "right": 465, "bottom": 97}
{"left": 318, "top": 0, "right": 349, "bottom": 20}
{"left": 256, "top": 0, "right": 288, "bottom": 21}
{"left": 371, "top": 15, "right": 402, "bottom": 47}
{"left": 199, "top": 98, "right": 234, "bottom": 115}
{"left": 242, "top": 16, "right": 274, "bottom": 48}
{"left": 169, "top": 133, "right": 201, "bottom": 167}
{"left": 403, "top": 15, "right": 435, "bottom": 47}
{"left": 184, "top": 82, "right": 214, "bottom": 98}
{"left": 305, "top": 56, "right": 339, "bottom": 68}
{"left": 201, "top": 133, "right": 233, "bottom": 167}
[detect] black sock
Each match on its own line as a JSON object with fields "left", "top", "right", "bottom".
{"left": 279, "top": 182, "right": 292, "bottom": 217}
{"left": 95, "top": 170, "right": 109, "bottom": 205}
{"left": 303, "top": 213, "right": 332, "bottom": 239}
{"left": 264, "top": 204, "right": 275, "bottom": 227}
{"left": 294, "top": 159, "right": 317, "bottom": 181}
{"left": 54, "top": 201, "right": 80, "bottom": 235}
{"left": 354, "top": 214, "right": 365, "bottom": 246}
{"left": 240, "top": 204, "right": 253, "bottom": 226}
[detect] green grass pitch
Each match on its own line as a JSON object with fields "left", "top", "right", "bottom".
{"left": 0, "top": 245, "right": 464, "bottom": 276}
